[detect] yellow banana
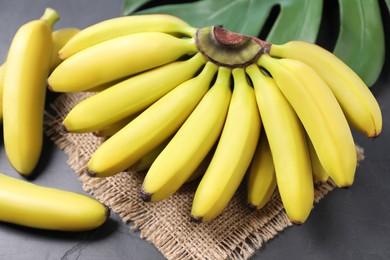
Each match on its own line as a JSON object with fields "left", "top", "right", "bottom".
{"left": 270, "top": 41, "right": 382, "bottom": 138}
{"left": 59, "top": 14, "right": 196, "bottom": 59}
{"left": 246, "top": 132, "right": 277, "bottom": 210}
{"left": 86, "top": 62, "right": 218, "bottom": 177}
{"left": 48, "top": 32, "right": 198, "bottom": 92}
{"left": 0, "top": 173, "right": 109, "bottom": 231}
{"left": 246, "top": 64, "right": 313, "bottom": 224}
{"left": 0, "top": 27, "right": 79, "bottom": 122}
{"left": 191, "top": 68, "right": 261, "bottom": 222}
{"left": 258, "top": 55, "right": 357, "bottom": 188}
{"left": 62, "top": 53, "right": 206, "bottom": 133}
{"left": 50, "top": 27, "right": 80, "bottom": 70}
{"left": 306, "top": 135, "right": 329, "bottom": 184}
{"left": 2, "top": 8, "right": 59, "bottom": 175}
{"left": 141, "top": 67, "right": 232, "bottom": 202}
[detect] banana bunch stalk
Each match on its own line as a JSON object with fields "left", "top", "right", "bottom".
{"left": 50, "top": 14, "right": 382, "bottom": 223}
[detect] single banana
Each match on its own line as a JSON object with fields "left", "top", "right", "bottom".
{"left": 191, "top": 68, "right": 261, "bottom": 222}
{"left": 0, "top": 173, "right": 109, "bottom": 231}
{"left": 48, "top": 32, "right": 198, "bottom": 92}
{"left": 246, "top": 64, "right": 313, "bottom": 224}
{"left": 59, "top": 14, "right": 196, "bottom": 59}
{"left": 270, "top": 41, "right": 382, "bottom": 138}
{"left": 258, "top": 55, "right": 357, "bottom": 188}
{"left": 2, "top": 8, "right": 59, "bottom": 175}
{"left": 86, "top": 62, "right": 218, "bottom": 177}
{"left": 62, "top": 53, "right": 206, "bottom": 133}
{"left": 246, "top": 132, "right": 277, "bottom": 210}
{"left": 306, "top": 135, "right": 329, "bottom": 184}
{"left": 141, "top": 67, "right": 232, "bottom": 202}
{"left": 50, "top": 27, "right": 80, "bottom": 70}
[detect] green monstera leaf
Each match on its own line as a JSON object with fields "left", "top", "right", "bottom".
{"left": 122, "top": 0, "right": 389, "bottom": 87}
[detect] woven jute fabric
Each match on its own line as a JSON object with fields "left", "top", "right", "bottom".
{"left": 45, "top": 92, "right": 364, "bottom": 260}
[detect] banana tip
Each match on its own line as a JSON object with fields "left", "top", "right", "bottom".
{"left": 59, "top": 124, "right": 68, "bottom": 134}
{"left": 104, "top": 204, "right": 111, "bottom": 219}
{"left": 189, "top": 216, "right": 203, "bottom": 224}
{"left": 140, "top": 189, "right": 152, "bottom": 202}
{"left": 290, "top": 220, "right": 303, "bottom": 226}
{"left": 85, "top": 168, "right": 97, "bottom": 178}
{"left": 247, "top": 203, "right": 257, "bottom": 211}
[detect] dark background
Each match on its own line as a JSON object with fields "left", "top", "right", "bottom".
{"left": 0, "top": 0, "right": 389, "bottom": 259}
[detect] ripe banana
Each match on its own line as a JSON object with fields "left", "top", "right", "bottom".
{"left": 50, "top": 27, "right": 80, "bottom": 70}
{"left": 141, "top": 67, "right": 232, "bottom": 202}
{"left": 62, "top": 53, "right": 206, "bottom": 133}
{"left": 270, "top": 41, "right": 382, "bottom": 138}
{"left": 59, "top": 14, "right": 196, "bottom": 59}
{"left": 48, "top": 32, "right": 198, "bottom": 92}
{"left": 86, "top": 62, "right": 218, "bottom": 177}
{"left": 2, "top": 8, "right": 59, "bottom": 175}
{"left": 191, "top": 68, "right": 261, "bottom": 222}
{"left": 246, "top": 64, "right": 313, "bottom": 224}
{"left": 246, "top": 132, "right": 277, "bottom": 210}
{"left": 0, "top": 173, "right": 109, "bottom": 231}
{"left": 258, "top": 55, "right": 357, "bottom": 188}
{"left": 306, "top": 135, "right": 329, "bottom": 184}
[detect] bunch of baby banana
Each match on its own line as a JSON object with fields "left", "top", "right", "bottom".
{"left": 49, "top": 14, "right": 382, "bottom": 224}
{"left": 0, "top": 8, "right": 110, "bottom": 231}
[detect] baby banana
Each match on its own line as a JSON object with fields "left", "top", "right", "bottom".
{"left": 191, "top": 68, "right": 261, "bottom": 222}
{"left": 59, "top": 14, "right": 195, "bottom": 59}
{"left": 306, "top": 135, "right": 329, "bottom": 184}
{"left": 270, "top": 41, "right": 382, "bottom": 138}
{"left": 141, "top": 67, "right": 232, "bottom": 202}
{"left": 48, "top": 32, "right": 198, "bottom": 92}
{"left": 247, "top": 64, "right": 313, "bottom": 224}
{"left": 2, "top": 8, "right": 59, "bottom": 176}
{"left": 247, "top": 132, "right": 277, "bottom": 210}
{"left": 0, "top": 173, "right": 109, "bottom": 231}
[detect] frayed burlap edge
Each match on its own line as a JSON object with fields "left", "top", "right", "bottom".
{"left": 44, "top": 92, "right": 364, "bottom": 260}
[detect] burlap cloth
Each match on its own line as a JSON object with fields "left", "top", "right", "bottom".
{"left": 44, "top": 92, "right": 364, "bottom": 260}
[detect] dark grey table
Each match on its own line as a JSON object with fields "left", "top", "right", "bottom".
{"left": 0, "top": 1, "right": 389, "bottom": 259}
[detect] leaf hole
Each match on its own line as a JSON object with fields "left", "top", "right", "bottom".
{"left": 315, "top": 0, "right": 340, "bottom": 51}
{"left": 136, "top": 0, "right": 200, "bottom": 12}
{"left": 258, "top": 4, "right": 280, "bottom": 40}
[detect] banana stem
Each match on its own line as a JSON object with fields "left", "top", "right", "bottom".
{"left": 40, "top": 8, "right": 60, "bottom": 28}
{"left": 195, "top": 26, "right": 271, "bottom": 68}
